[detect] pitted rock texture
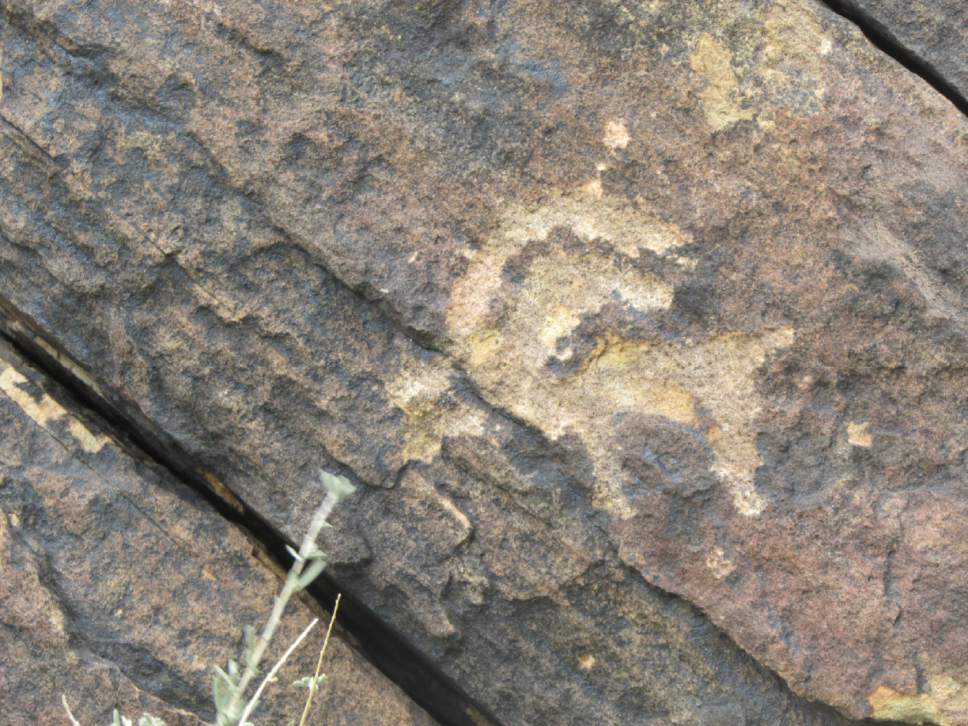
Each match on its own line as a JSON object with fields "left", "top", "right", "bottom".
{"left": 0, "top": 0, "right": 967, "bottom": 723}
{"left": 0, "top": 340, "right": 434, "bottom": 726}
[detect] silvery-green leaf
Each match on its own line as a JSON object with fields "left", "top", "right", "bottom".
{"left": 243, "top": 624, "right": 257, "bottom": 664}
{"left": 293, "top": 674, "right": 327, "bottom": 690}
{"left": 304, "top": 544, "right": 326, "bottom": 561}
{"left": 138, "top": 716, "right": 166, "bottom": 726}
{"left": 296, "top": 557, "right": 327, "bottom": 591}
{"left": 212, "top": 666, "right": 236, "bottom": 710}
{"left": 292, "top": 676, "right": 314, "bottom": 689}
{"left": 319, "top": 470, "right": 355, "bottom": 502}
{"left": 285, "top": 544, "right": 303, "bottom": 563}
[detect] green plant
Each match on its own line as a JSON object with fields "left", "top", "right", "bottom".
{"left": 63, "top": 470, "right": 355, "bottom": 726}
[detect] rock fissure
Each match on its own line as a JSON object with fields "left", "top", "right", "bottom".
{"left": 817, "top": 0, "right": 968, "bottom": 115}
{"left": 0, "top": 297, "right": 497, "bottom": 726}
{"left": 2, "top": 0, "right": 966, "bottom": 722}
{"left": 0, "top": 290, "right": 910, "bottom": 726}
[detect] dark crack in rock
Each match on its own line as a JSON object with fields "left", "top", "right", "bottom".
{"left": 0, "top": 0, "right": 966, "bottom": 723}
{"left": 0, "top": 339, "right": 434, "bottom": 726}
{"left": 823, "top": 0, "right": 968, "bottom": 112}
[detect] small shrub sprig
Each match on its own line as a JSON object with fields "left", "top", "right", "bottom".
{"left": 63, "top": 470, "right": 355, "bottom": 726}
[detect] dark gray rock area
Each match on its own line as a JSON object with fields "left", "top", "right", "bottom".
{"left": 1, "top": 0, "right": 966, "bottom": 723}
{"left": 827, "top": 0, "right": 968, "bottom": 107}
{"left": 0, "top": 338, "right": 434, "bottom": 725}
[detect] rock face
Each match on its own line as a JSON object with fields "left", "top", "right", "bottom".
{"left": 0, "top": 339, "right": 434, "bottom": 725}
{"left": 0, "top": 0, "right": 966, "bottom": 724}
{"left": 830, "top": 0, "right": 968, "bottom": 105}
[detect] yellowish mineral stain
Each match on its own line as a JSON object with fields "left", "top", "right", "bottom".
{"left": 759, "top": 1, "right": 827, "bottom": 105}
{"left": 34, "top": 336, "right": 106, "bottom": 398}
{"left": 386, "top": 355, "right": 485, "bottom": 463}
{"left": 202, "top": 471, "right": 245, "bottom": 513}
{"left": 689, "top": 33, "right": 752, "bottom": 131}
{"left": 869, "top": 675, "right": 968, "bottom": 726}
{"left": 603, "top": 119, "right": 630, "bottom": 150}
{"left": 705, "top": 546, "right": 736, "bottom": 579}
{"left": 847, "top": 421, "right": 873, "bottom": 448}
{"left": 0, "top": 363, "right": 110, "bottom": 453}
{"left": 446, "top": 184, "right": 794, "bottom": 518}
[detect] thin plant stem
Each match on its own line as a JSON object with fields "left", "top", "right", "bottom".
{"left": 297, "top": 593, "right": 342, "bottom": 726}
{"left": 61, "top": 695, "right": 81, "bottom": 726}
{"left": 237, "top": 617, "right": 319, "bottom": 726}
{"left": 224, "top": 489, "right": 339, "bottom": 721}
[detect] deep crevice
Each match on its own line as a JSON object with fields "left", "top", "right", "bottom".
{"left": 0, "top": 294, "right": 914, "bottom": 726}
{"left": 0, "top": 296, "right": 498, "bottom": 726}
{"left": 818, "top": 0, "right": 968, "bottom": 116}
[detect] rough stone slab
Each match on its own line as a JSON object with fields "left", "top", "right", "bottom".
{"left": 0, "top": 339, "right": 434, "bottom": 726}
{"left": 833, "top": 0, "right": 968, "bottom": 105}
{"left": 0, "top": 0, "right": 966, "bottom": 723}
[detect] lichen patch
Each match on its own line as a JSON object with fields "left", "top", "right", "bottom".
{"left": 847, "top": 421, "right": 873, "bottom": 447}
{"left": 689, "top": 33, "right": 752, "bottom": 131}
{"left": 603, "top": 119, "right": 630, "bottom": 150}
{"left": 868, "top": 675, "right": 968, "bottom": 725}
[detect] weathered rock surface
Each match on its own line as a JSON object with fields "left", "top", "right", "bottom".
{"left": 0, "top": 339, "right": 434, "bottom": 726}
{"left": 1, "top": 0, "right": 967, "bottom": 724}
{"left": 829, "top": 0, "right": 968, "bottom": 106}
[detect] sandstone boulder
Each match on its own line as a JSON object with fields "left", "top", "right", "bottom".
{"left": 1, "top": 0, "right": 966, "bottom": 723}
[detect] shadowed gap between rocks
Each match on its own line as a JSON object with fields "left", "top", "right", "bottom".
{"left": 817, "top": 0, "right": 968, "bottom": 115}
{"left": 0, "top": 293, "right": 915, "bottom": 726}
{"left": 0, "top": 294, "right": 498, "bottom": 726}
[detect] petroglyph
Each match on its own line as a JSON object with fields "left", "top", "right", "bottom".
{"left": 705, "top": 546, "right": 736, "bottom": 579}
{"left": 603, "top": 119, "right": 630, "bottom": 150}
{"left": 446, "top": 183, "right": 794, "bottom": 517}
